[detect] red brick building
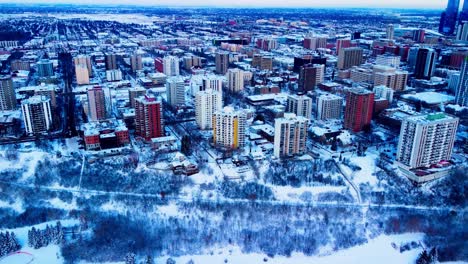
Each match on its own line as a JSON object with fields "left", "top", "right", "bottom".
{"left": 135, "top": 96, "right": 163, "bottom": 141}
{"left": 344, "top": 88, "right": 374, "bottom": 132}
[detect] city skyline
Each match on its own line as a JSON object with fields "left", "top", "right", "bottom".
{"left": 0, "top": 0, "right": 447, "bottom": 8}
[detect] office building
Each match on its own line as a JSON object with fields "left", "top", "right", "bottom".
{"left": 273, "top": 113, "right": 308, "bottom": 158}
{"left": 215, "top": 51, "right": 229, "bottom": 74}
{"left": 317, "top": 94, "right": 343, "bottom": 120}
{"left": 338, "top": 47, "right": 363, "bottom": 70}
{"left": 375, "top": 54, "right": 401, "bottom": 68}
{"left": 286, "top": 93, "right": 312, "bottom": 119}
{"left": 412, "top": 29, "right": 425, "bottom": 43}
{"left": 195, "top": 89, "right": 222, "bottom": 130}
{"left": 166, "top": 77, "right": 186, "bottom": 107}
{"left": 252, "top": 54, "right": 273, "bottom": 71}
{"left": 414, "top": 48, "right": 437, "bottom": 80}
{"left": 135, "top": 96, "right": 164, "bottom": 140}
{"left": 457, "top": 22, "right": 468, "bottom": 41}
{"left": 298, "top": 64, "right": 324, "bottom": 92}
{"left": 11, "top": 59, "right": 31, "bottom": 71}
{"left": 227, "top": 68, "right": 244, "bottom": 92}
{"left": 344, "top": 88, "right": 374, "bottom": 132}
{"left": 0, "top": 75, "right": 16, "bottom": 110}
{"left": 37, "top": 59, "right": 54, "bottom": 77}
{"left": 397, "top": 113, "right": 459, "bottom": 169}
{"left": 336, "top": 39, "right": 352, "bottom": 55}
{"left": 202, "top": 75, "right": 223, "bottom": 93}
{"left": 163, "top": 56, "right": 180, "bottom": 76}
{"left": 304, "top": 37, "right": 327, "bottom": 50}
{"left": 21, "top": 95, "right": 53, "bottom": 135}
{"left": 439, "top": 0, "right": 460, "bottom": 35}
{"left": 456, "top": 57, "right": 468, "bottom": 106}
{"left": 87, "top": 86, "right": 107, "bottom": 121}
{"left": 213, "top": 107, "right": 246, "bottom": 149}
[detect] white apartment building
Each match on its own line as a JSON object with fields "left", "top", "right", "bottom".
{"left": 163, "top": 56, "right": 180, "bottom": 76}
{"left": 396, "top": 113, "right": 459, "bottom": 169}
{"left": 286, "top": 93, "right": 312, "bottom": 119}
{"left": 274, "top": 113, "right": 308, "bottom": 158}
{"left": 166, "top": 77, "right": 186, "bottom": 107}
{"left": 317, "top": 94, "right": 343, "bottom": 120}
{"left": 226, "top": 68, "right": 244, "bottom": 92}
{"left": 213, "top": 107, "right": 246, "bottom": 149}
{"left": 195, "top": 89, "right": 222, "bottom": 130}
{"left": 21, "top": 95, "right": 53, "bottom": 135}
{"left": 373, "top": 85, "right": 394, "bottom": 103}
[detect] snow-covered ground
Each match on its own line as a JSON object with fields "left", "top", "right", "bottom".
{"left": 158, "top": 233, "right": 429, "bottom": 264}
{"left": 270, "top": 185, "right": 346, "bottom": 202}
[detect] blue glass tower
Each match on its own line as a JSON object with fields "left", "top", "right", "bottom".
{"left": 439, "top": 0, "right": 460, "bottom": 35}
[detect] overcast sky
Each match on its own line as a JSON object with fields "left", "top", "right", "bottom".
{"left": 0, "top": 0, "right": 446, "bottom": 9}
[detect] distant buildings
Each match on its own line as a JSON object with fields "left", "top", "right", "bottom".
{"left": 252, "top": 54, "right": 273, "bottom": 71}
{"left": 338, "top": 47, "right": 363, "bottom": 70}
{"left": 286, "top": 93, "right": 312, "bottom": 119}
{"left": 106, "top": 69, "right": 122, "bottom": 82}
{"left": 130, "top": 53, "right": 143, "bottom": 72}
{"left": 344, "top": 88, "right": 374, "bottom": 132}
{"left": 227, "top": 68, "right": 244, "bottom": 92}
{"left": 298, "top": 64, "right": 324, "bottom": 92}
{"left": 74, "top": 55, "right": 92, "bottom": 76}
{"left": 135, "top": 96, "right": 164, "bottom": 140}
{"left": 0, "top": 75, "right": 16, "bottom": 111}
{"left": 105, "top": 53, "right": 118, "bottom": 70}
{"left": 166, "top": 77, "right": 186, "bottom": 107}
{"left": 373, "top": 65, "right": 409, "bottom": 91}
{"left": 183, "top": 54, "right": 202, "bottom": 70}
{"left": 195, "top": 89, "right": 222, "bottom": 130}
{"left": 304, "top": 36, "right": 327, "bottom": 50}
{"left": 163, "top": 56, "right": 180, "bottom": 76}
{"left": 375, "top": 54, "right": 400, "bottom": 68}
{"left": 128, "top": 87, "right": 146, "bottom": 108}
{"left": 373, "top": 85, "right": 394, "bottom": 103}
{"left": 397, "top": 113, "right": 458, "bottom": 169}
{"left": 455, "top": 57, "right": 468, "bottom": 106}
{"left": 21, "top": 95, "right": 53, "bottom": 135}
{"left": 213, "top": 107, "right": 246, "bottom": 149}
{"left": 273, "top": 113, "right": 308, "bottom": 158}
{"left": 336, "top": 39, "right": 352, "bottom": 55}
{"left": 87, "top": 86, "right": 107, "bottom": 121}
{"left": 215, "top": 51, "right": 229, "bottom": 74}
{"left": 317, "top": 94, "right": 342, "bottom": 120}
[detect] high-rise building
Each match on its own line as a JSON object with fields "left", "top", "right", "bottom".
{"left": 166, "top": 77, "right": 186, "bottom": 107}
{"left": 344, "top": 88, "right": 374, "bottom": 132}
{"left": 163, "top": 56, "right": 180, "bottom": 76}
{"left": 195, "top": 89, "right": 222, "bottom": 130}
{"left": 128, "top": 87, "right": 146, "bottom": 108}
{"left": 338, "top": 47, "right": 363, "bottom": 70}
{"left": 0, "top": 75, "right": 16, "bottom": 110}
{"left": 414, "top": 48, "right": 437, "bottom": 80}
{"left": 75, "top": 64, "right": 90, "bottom": 85}
{"left": 386, "top": 24, "right": 395, "bottom": 40}
{"left": 74, "top": 55, "right": 92, "bottom": 76}
{"left": 273, "top": 113, "right": 308, "bottom": 158}
{"left": 396, "top": 113, "right": 459, "bottom": 169}
{"left": 135, "top": 96, "right": 163, "bottom": 140}
{"left": 412, "top": 29, "right": 425, "bottom": 43}
{"left": 304, "top": 37, "right": 327, "bottom": 50}
{"left": 11, "top": 59, "right": 31, "bottom": 71}
{"left": 212, "top": 107, "right": 246, "bottom": 149}
{"left": 34, "top": 84, "right": 57, "bottom": 108}
{"left": 227, "top": 68, "right": 244, "bottom": 92}
{"left": 202, "top": 75, "right": 223, "bottom": 94}
{"left": 298, "top": 64, "right": 324, "bottom": 92}
{"left": 439, "top": 0, "right": 460, "bottom": 35}
{"left": 286, "top": 93, "right": 312, "bottom": 119}
{"left": 336, "top": 39, "right": 352, "bottom": 55}
{"left": 252, "top": 54, "right": 273, "bottom": 71}
{"left": 373, "top": 85, "right": 394, "bottom": 103}
{"left": 408, "top": 47, "right": 420, "bottom": 69}
{"left": 317, "top": 94, "right": 343, "bottom": 120}
{"left": 87, "top": 86, "right": 107, "bottom": 121}
{"left": 375, "top": 54, "right": 401, "bottom": 68}
{"left": 183, "top": 55, "right": 202, "bottom": 70}
{"left": 215, "top": 51, "right": 229, "bottom": 74}
{"left": 460, "top": 0, "right": 468, "bottom": 23}
{"left": 105, "top": 53, "right": 118, "bottom": 70}
{"left": 37, "top": 59, "right": 54, "bottom": 77}
{"left": 21, "top": 95, "right": 53, "bottom": 135}
{"left": 456, "top": 57, "right": 468, "bottom": 106}
{"left": 131, "top": 53, "right": 143, "bottom": 72}
{"left": 394, "top": 70, "right": 409, "bottom": 91}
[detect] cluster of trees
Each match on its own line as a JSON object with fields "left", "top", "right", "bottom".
{"left": 416, "top": 248, "right": 438, "bottom": 264}
{"left": 220, "top": 181, "right": 274, "bottom": 200}
{"left": 27, "top": 222, "right": 64, "bottom": 249}
{"left": 0, "top": 231, "right": 20, "bottom": 257}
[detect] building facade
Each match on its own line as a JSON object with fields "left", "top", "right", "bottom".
{"left": 317, "top": 94, "right": 343, "bottom": 120}
{"left": 344, "top": 88, "right": 374, "bottom": 132}
{"left": 195, "top": 89, "right": 222, "bottom": 130}
{"left": 212, "top": 107, "right": 246, "bottom": 149}
{"left": 135, "top": 96, "right": 164, "bottom": 140}
{"left": 21, "top": 95, "right": 53, "bottom": 135}
{"left": 273, "top": 113, "right": 308, "bottom": 158}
